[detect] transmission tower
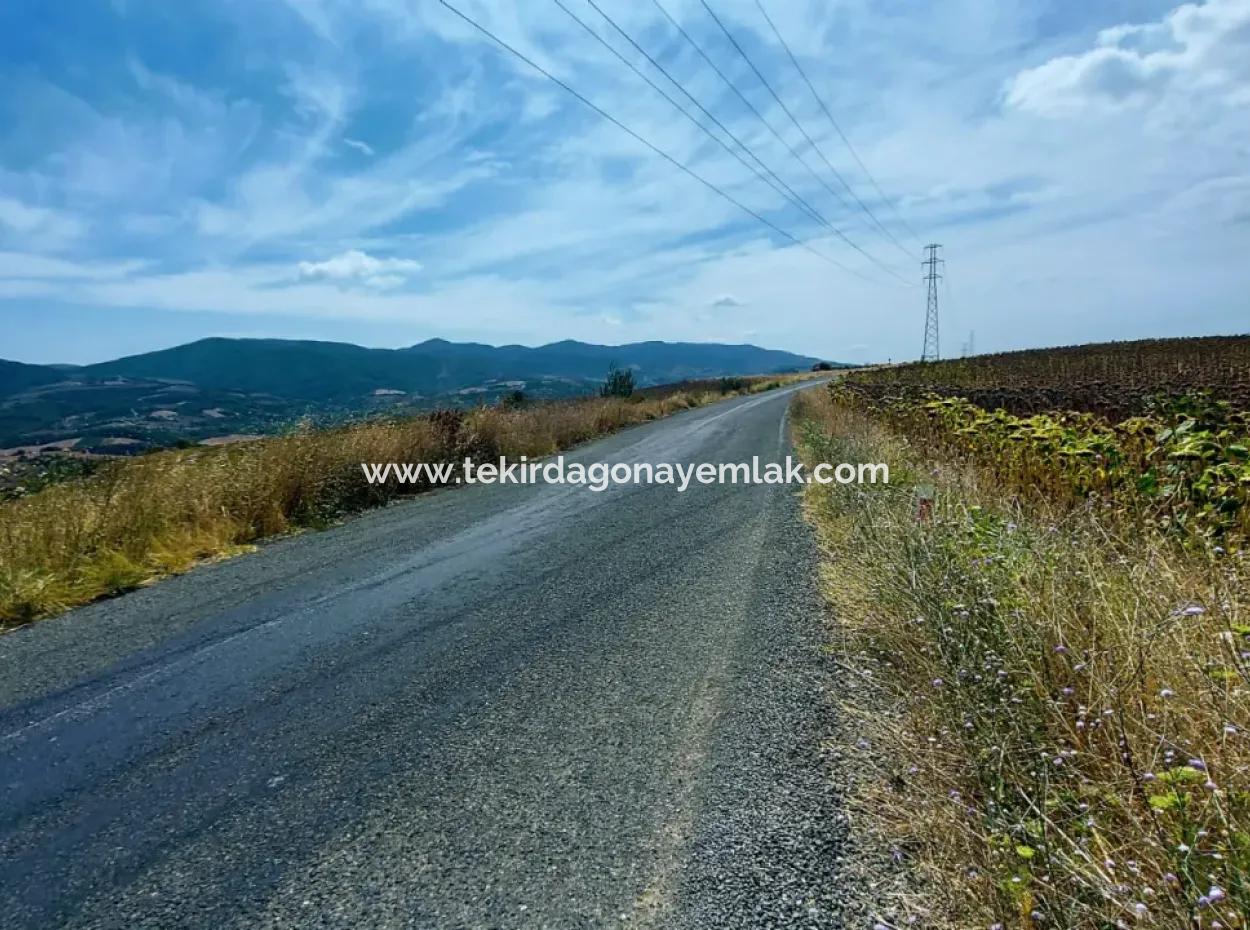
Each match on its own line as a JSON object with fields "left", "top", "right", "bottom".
{"left": 921, "top": 243, "right": 943, "bottom": 361}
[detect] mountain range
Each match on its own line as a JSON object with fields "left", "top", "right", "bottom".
{"left": 0, "top": 337, "right": 828, "bottom": 452}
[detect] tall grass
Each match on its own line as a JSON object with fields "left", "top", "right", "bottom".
{"left": 0, "top": 377, "right": 801, "bottom": 627}
{"left": 792, "top": 388, "right": 1249, "bottom": 929}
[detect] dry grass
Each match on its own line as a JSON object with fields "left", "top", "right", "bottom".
{"left": 0, "top": 376, "right": 803, "bottom": 628}
{"left": 792, "top": 388, "right": 1249, "bottom": 929}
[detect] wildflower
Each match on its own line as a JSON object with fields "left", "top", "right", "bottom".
{"left": 1132, "top": 903, "right": 1148, "bottom": 917}
{"left": 1204, "top": 779, "right": 1218, "bottom": 791}
{"left": 1188, "top": 759, "right": 1207, "bottom": 771}
{"left": 1223, "top": 724, "right": 1237, "bottom": 735}
{"left": 932, "top": 678, "right": 944, "bottom": 688}
{"left": 1053, "top": 644, "right": 1068, "bottom": 654}
{"left": 1160, "top": 688, "right": 1175, "bottom": 698}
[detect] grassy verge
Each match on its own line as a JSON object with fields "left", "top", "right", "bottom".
{"left": 0, "top": 374, "right": 805, "bottom": 628}
{"left": 791, "top": 387, "right": 1249, "bottom": 929}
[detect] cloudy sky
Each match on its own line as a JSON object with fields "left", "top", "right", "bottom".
{"left": 1, "top": 0, "right": 1247, "bottom": 365}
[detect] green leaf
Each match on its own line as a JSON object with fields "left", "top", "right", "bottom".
{"left": 1014, "top": 845, "right": 1036, "bottom": 860}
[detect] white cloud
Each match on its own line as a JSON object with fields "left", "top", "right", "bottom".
{"left": 710, "top": 294, "right": 745, "bottom": 308}
{"left": 0, "top": 251, "right": 145, "bottom": 280}
{"left": 1005, "top": 0, "right": 1250, "bottom": 116}
{"left": 343, "top": 137, "right": 375, "bottom": 156}
{"left": 297, "top": 249, "right": 421, "bottom": 288}
{"left": 0, "top": 197, "right": 86, "bottom": 250}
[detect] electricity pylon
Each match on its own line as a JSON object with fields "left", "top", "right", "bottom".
{"left": 921, "top": 243, "right": 943, "bottom": 362}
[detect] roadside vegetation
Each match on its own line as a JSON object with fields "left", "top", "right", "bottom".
{"left": 0, "top": 373, "right": 805, "bottom": 628}
{"left": 793, "top": 339, "right": 1249, "bottom": 929}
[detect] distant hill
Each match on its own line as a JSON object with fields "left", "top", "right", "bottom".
{"left": 0, "top": 337, "right": 824, "bottom": 450}
{"left": 78, "top": 337, "right": 822, "bottom": 400}
{"left": 0, "top": 359, "right": 65, "bottom": 396}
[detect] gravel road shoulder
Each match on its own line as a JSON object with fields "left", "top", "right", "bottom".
{"left": 668, "top": 474, "right": 902, "bottom": 929}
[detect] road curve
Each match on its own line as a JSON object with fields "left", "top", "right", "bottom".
{"left": 0, "top": 383, "right": 849, "bottom": 929}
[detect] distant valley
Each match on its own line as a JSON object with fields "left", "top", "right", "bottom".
{"left": 0, "top": 337, "right": 829, "bottom": 454}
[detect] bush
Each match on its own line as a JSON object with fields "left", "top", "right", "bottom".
{"left": 600, "top": 364, "right": 635, "bottom": 398}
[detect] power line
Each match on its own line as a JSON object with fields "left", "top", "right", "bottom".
{"left": 550, "top": 0, "right": 887, "bottom": 283}
{"left": 571, "top": 0, "right": 910, "bottom": 284}
{"left": 690, "top": 0, "right": 870, "bottom": 238}
{"left": 753, "top": 0, "right": 923, "bottom": 249}
{"left": 698, "top": 0, "right": 912, "bottom": 263}
{"left": 579, "top": 0, "right": 823, "bottom": 231}
{"left": 649, "top": 0, "right": 912, "bottom": 282}
{"left": 437, "top": 0, "right": 870, "bottom": 280}
{"left": 553, "top": 2, "right": 819, "bottom": 233}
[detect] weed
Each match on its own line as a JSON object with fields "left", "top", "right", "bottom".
{"left": 792, "top": 385, "right": 1250, "bottom": 929}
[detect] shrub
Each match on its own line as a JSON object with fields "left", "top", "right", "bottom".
{"left": 600, "top": 364, "right": 635, "bottom": 398}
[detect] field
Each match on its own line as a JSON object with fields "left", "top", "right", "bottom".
{"left": 850, "top": 335, "right": 1250, "bottom": 420}
{"left": 843, "top": 336, "right": 1250, "bottom": 547}
{"left": 793, "top": 335, "right": 1249, "bottom": 929}
{"left": 0, "top": 374, "right": 803, "bottom": 628}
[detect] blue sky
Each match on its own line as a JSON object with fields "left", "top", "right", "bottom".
{"left": 1, "top": 0, "right": 1247, "bottom": 365}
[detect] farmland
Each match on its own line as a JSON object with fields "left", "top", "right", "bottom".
{"left": 792, "top": 335, "right": 1250, "bottom": 929}
{"left": 843, "top": 335, "right": 1250, "bottom": 547}
{"left": 850, "top": 335, "right": 1250, "bottom": 420}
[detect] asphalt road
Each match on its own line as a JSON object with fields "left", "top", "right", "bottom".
{"left": 0, "top": 383, "right": 850, "bottom": 929}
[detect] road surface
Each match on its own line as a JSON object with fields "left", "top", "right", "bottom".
{"left": 0, "top": 383, "right": 850, "bottom": 929}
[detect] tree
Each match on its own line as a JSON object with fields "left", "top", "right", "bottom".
{"left": 600, "top": 363, "right": 635, "bottom": 398}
